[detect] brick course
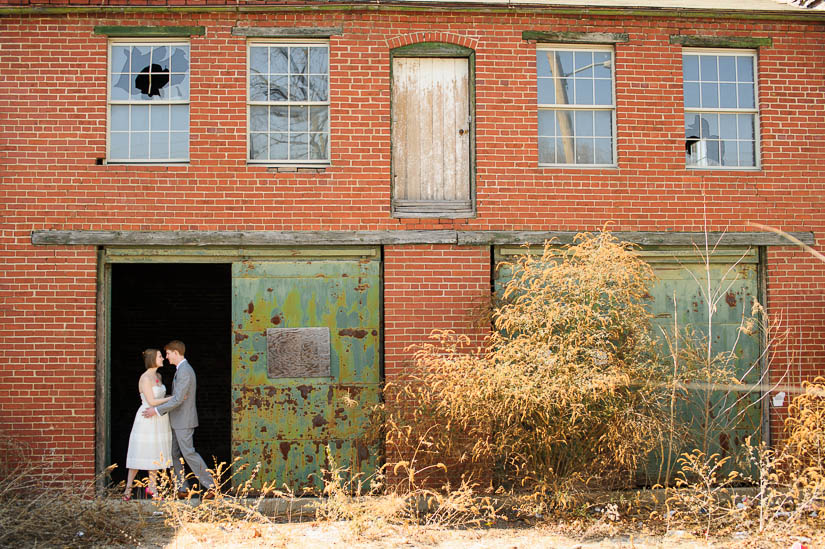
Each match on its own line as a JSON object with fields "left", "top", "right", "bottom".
{"left": 1, "top": 5, "right": 824, "bottom": 481}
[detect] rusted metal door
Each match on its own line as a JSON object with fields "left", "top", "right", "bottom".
{"left": 231, "top": 249, "right": 380, "bottom": 492}
{"left": 391, "top": 57, "right": 471, "bottom": 214}
{"left": 641, "top": 247, "right": 762, "bottom": 484}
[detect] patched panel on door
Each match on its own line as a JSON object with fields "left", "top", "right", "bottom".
{"left": 267, "top": 327, "right": 330, "bottom": 378}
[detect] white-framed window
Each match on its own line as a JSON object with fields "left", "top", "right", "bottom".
{"left": 536, "top": 45, "right": 616, "bottom": 166}
{"left": 683, "top": 49, "right": 758, "bottom": 169}
{"left": 107, "top": 40, "right": 190, "bottom": 162}
{"left": 248, "top": 41, "right": 330, "bottom": 164}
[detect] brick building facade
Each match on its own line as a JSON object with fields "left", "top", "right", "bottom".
{"left": 1, "top": 0, "right": 824, "bottom": 487}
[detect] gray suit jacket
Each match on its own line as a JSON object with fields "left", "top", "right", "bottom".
{"left": 156, "top": 359, "right": 199, "bottom": 430}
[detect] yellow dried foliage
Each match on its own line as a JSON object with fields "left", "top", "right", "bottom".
{"left": 382, "top": 231, "right": 670, "bottom": 507}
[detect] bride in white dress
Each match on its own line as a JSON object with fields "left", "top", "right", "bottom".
{"left": 123, "top": 348, "right": 174, "bottom": 500}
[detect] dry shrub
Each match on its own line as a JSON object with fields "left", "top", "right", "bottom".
{"left": 784, "top": 377, "right": 825, "bottom": 471}
{"left": 380, "top": 231, "right": 669, "bottom": 508}
{"left": 664, "top": 450, "right": 742, "bottom": 537}
{"left": 0, "top": 434, "right": 142, "bottom": 547}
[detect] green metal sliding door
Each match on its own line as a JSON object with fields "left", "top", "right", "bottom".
{"left": 231, "top": 249, "right": 381, "bottom": 492}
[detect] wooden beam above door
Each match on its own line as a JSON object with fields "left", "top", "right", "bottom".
{"left": 32, "top": 229, "right": 815, "bottom": 247}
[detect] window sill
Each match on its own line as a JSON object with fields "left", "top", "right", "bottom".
{"left": 686, "top": 166, "right": 761, "bottom": 172}
{"left": 538, "top": 164, "right": 618, "bottom": 169}
{"left": 103, "top": 160, "right": 190, "bottom": 166}
{"left": 264, "top": 165, "right": 329, "bottom": 174}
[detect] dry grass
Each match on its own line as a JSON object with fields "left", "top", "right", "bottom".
{"left": 0, "top": 434, "right": 143, "bottom": 547}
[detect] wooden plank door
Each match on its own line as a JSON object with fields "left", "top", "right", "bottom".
{"left": 392, "top": 57, "right": 471, "bottom": 217}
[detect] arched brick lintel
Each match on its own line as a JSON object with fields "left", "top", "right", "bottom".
{"left": 386, "top": 32, "right": 478, "bottom": 51}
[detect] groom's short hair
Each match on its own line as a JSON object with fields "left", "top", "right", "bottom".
{"left": 165, "top": 340, "right": 186, "bottom": 356}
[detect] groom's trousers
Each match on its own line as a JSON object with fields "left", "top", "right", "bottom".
{"left": 171, "top": 427, "right": 215, "bottom": 491}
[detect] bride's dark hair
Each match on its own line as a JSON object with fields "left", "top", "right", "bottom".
{"left": 142, "top": 348, "right": 160, "bottom": 370}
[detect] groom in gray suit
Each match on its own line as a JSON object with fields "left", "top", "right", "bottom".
{"left": 143, "top": 340, "right": 215, "bottom": 497}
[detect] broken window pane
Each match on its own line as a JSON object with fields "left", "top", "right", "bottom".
{"left": 108, "top": 41, "right": 190, "bottom": 162}
{"left": 684, "top": 51, "right": 758, "bottom": 168}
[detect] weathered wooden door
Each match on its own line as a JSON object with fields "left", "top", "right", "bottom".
{"left": 231, "top": 249, "right": 381, "bottom": 492}
{"left": 391, "top": 56, "right": 472, "bottom": 216}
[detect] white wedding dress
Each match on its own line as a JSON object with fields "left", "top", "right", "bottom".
{"left": 125, "top": 384, "right": 173, "bottom": 470}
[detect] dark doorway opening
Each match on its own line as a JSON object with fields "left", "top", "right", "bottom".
{"left": 109, "top": 263, "right": 232, "bottom": 488}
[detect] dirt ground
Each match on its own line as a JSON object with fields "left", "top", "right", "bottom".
{"left": 123, "top": 505, "right": 817, "bottom": 549}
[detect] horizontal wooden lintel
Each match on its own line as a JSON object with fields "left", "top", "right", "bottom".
{"left": 669, "top": 34, "right": 773, "bottom": 48}
{"left": 31, "top": 230, "right": 815, "bottom": 247}
{"left": 93, "top": 25, "right": 205, "bottom": 37}
{"left": 522, "top": 30, "right": 629, "bottom": 44}
{"left": 231, "top": 26, "right": 343, "bottom": 38}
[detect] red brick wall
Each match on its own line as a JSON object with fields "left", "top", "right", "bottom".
{"left": 384, "top": 245, "right": 491, "bottom": 380}
{"left": 1, "top": 7, "right": 824, "bottom": 480}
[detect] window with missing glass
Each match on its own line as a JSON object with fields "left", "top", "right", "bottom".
{"left": 537, "top": 45, "right": 615, "bottom": 166}
{"left": 108, "top": 41, "right": 190, "bottom": 162}
{"left": 683, "top": 50, "right": 758, "bottom": 169}
{"left": 248, "top": 42, "right": 330, "bottom": 164}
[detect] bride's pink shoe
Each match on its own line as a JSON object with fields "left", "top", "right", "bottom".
{"left": 145, "top": 487, "right": 160, "bottom": 500}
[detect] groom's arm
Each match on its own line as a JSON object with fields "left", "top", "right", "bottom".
{"left": 155, "top": 367, "right": 193, "bottom": 416}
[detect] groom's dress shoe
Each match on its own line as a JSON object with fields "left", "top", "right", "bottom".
{"left": 176, "top": 490, "right": 190, "bottom": 500}
{"left": 201, "top": 489, "right": 217, "bottom": 500}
